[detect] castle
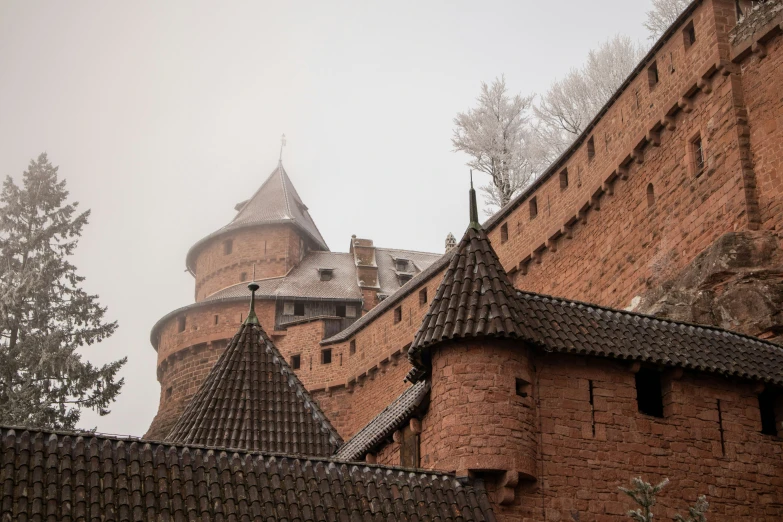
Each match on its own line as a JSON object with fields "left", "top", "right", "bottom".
{"left": 3, "top": 1, "right": 783, "bottom": 520}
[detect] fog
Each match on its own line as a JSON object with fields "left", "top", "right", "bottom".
{"left": 0, "top": 1, "right": 648, "bottom": 435}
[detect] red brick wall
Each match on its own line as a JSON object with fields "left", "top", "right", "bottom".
{"left": 192, "top": 224, "right": 303, "bottom": 301}
{"left": 372, "top": 349, "right": 783, "bottom": 521}
{"left": 739, "top": 23, "right": 783, "bottom": 234}
{"left": 422, "top": 340, "right": 537, "bottom": 478}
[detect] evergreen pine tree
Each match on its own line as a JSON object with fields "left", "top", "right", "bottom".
{"left": 0, "top": 153, "right": 125, "bottom": 429}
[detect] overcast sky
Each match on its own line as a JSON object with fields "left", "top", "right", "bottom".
{"left": 0, "top": 1, "right": 650, "bottom": 435}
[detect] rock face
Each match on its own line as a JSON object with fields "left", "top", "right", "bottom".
{"left": 634, "top": 231, "right": 783, "bottom": 345}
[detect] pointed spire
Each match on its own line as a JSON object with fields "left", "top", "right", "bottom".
{"left": 279, "top": 133, "right": 286, "bottom": 163}
{"left": 244, "top": 282, "right": 260, "bottom": 325}
{"left": 469, "top": 170, "right": 481, "bottom": 230}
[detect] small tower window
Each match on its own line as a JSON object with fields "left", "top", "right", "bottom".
{"left": 648, "top": 61, "right": 659, "bottom": 89}
{"left": 350, "top": 340, "right": 356, "bottom": 355}
{"left": 336, "top": 304, "right": 346, "bottom": 318}
{"left": 560, "top": 168, "right": 569, "bottom": 190}
{"left": 647, "top": 183, "right": 655, "bottom": 208}
{"left": 291, "top": 354, "right": 301, "bottom": 370}
{"left": 223, "top": 239, "right": 233, "bottom": 255}
{"left": 683, "top": 21, "right": 696, "bottom": 49}
{"left": 515, "top": 378, "right": 531, "bottom": 398}
{"left": 500, "top": 223, "right": 509, "bottom": 243}
{"left": 635, "top": 368, "right": 664, "bottom": 418}
{"left": 394, "top": 306, "right": 402, "bottom": 324}
{"left": 177, "top": 316, "right": 186, "bottom": 333}
{"left": 692, "top": 135, "right": 705, "bottom": 174}
{"left": 321, "top": 348, "right": 332, "bottom": 365}
{"left": 758, "top": 389, "right": 780, "bottom": 436}
{"left": 419, "top": 288, "right": 428, "bottom": 306}
{"left": 529, "top": 197, "right": 538, "bottom": 220}
{"left": 587, "top": 137, "right": 595, "bottom": 161}
{"left": 213, "top": 314, "right": 219, "bottom": 326}
{"left": 294, "top": 302, "right": 305, "bottom": 316}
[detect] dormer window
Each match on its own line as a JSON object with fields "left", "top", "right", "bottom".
{"left": 395, "top": 258, "right": 410, "bottom": 273}
{"left": 398, "top": 273, "right": 413, "bottom": 285}
{"left": 319, "top": 268, "right": 334, "bottom": 281}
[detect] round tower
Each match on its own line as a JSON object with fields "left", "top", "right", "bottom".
{"left": 145, "top": 162, "right": 330, "bottom": 439}
{"left": 408, "top": 180, "right": 538, "bottom": 491}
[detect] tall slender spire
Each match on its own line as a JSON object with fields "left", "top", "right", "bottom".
{"left": 279, "top": 133, "right": 286, "bottom": 164}
{"left": 469, "top": 170, "right": 481, "bottom": 230}
{"left": 244, "top": 282, "right": 260, "bottom": 325}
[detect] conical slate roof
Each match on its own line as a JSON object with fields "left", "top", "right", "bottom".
{"left": 186, "top": 162, "right": 328, "bottom": 271}
{"left": 408, "top": 183, "right": 533, "bottom": 370}
{"left": 167, "top": 309, "right": 342, "bottom": 456}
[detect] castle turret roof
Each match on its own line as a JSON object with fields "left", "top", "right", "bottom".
{"left": 166, "top": 288, "right": 343, "bottom": 456}
{"left": 408, "top": 181, "right": 530, "bottom": 369}
{"left": 186, "top": 162, "right": 328, "bottom": 272}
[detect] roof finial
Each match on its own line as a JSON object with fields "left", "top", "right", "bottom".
{"left": 469, "top": 170, "right": 481, "bottom": 230}
{"left": 244, "top": 282, "right": 261, "bottom": 325}
{"left": 279, "top": 133, "right": 286, "bottom": 164}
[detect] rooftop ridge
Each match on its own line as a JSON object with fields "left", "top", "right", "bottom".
{"left": 0, "top": 425, "right": 467, "bottom": 478}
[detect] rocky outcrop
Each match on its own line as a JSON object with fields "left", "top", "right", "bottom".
{"left": 633, "top": 231, "right": 783, "bottom": 345}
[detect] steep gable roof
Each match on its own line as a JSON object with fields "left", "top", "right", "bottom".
{"left": 0, "top": 427, "right": 496, "bottom": 522}
{"left": 166, "top": 311, "right": 342, "bottom": 456}
{"left": 186, "top": 162, "right": 328, "bottom": 272}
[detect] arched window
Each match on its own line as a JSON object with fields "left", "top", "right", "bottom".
{"left": 647, "top": 183, "right": 655, "bottom": 208}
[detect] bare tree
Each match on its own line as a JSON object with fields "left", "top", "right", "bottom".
{"left": 453, "top": 76, "right": 538, "bottom": 212}
{"left": 620, "top": 477, "right": 709, "bottom": 522}
{"left": 533, "top": 35, "right": 645, "bottom": 165}
{"left": 644, "top": 0, "right": 690, "bottom": 40}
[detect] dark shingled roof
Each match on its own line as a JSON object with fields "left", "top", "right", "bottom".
{"left": 335, "top": 380, "right": 430, "bottom": 462}
{"left": 186, "top": 162, "right": 329, "bottom": 272}
{"left": 406, "top": 218, "right": 783, "bottom": 386}
{"left": 0, "top": 427, "right": 496, "bottom": 521}
{"left": 513, "top": 290, "right": 783, "bottom": 385}
{"left": 166, "top": 321, "right": 342, "bottom": 456}
{"left": 409, "top": 225, "right": 530, "bottom": 365}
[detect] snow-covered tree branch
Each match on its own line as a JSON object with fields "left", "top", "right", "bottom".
{"left": 644, "top": 0, "right": 690, "bottom": 40}
{"left": 452, "top": 76, "right": 540, "bottom": 213}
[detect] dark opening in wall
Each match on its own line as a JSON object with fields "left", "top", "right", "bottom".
{"left": 500, "top": 223, "right": 509, "bottom": 243}
{"left": 587, "top": 137, "right": 595, "bottom": 161}
{"left": 419, "top": 288, "right": 428, "bottom": 306}
{"left": 683, "top": 20, "right": 696, "bottom": 48}
{"left": 560, "top": 168, "right": 569, "bottom": 189}
{"left": 319, "top": 268, "right": 333, "bottom": 281}
{"left": 350, "top": 340, "right": 356, "bottom": 355}
{"left": 692, "top": 135, "right": 705, "bottom": 174}
{"left": 291, "top": 354, "right": 301, "bottom": 370}
{"left": 321, "top": 348, "right": 332, "bottom": 365}
{"left": 336, "top": 304, "right": 346, "bottom": 317}
{"left": 166, "top": 387, "right": 173, "bottom": 400}
{"left": 529, "top": 197, "right": 538, "bottom": 220}
{"left": 394, "top": 306, "right": 402, "bottom": 324}
{"left": 223, "top": 239, "right": 233, "bottom": 255}
{"left": 213, "top": 314, "right": 219, "bottom": 325}
{"left": 648, "top": 61, "right": 659, "bottom": 89}
{"left": 515, "top": 378, "right": 531, "bottom": 398}
{"left": 177, "top": 316, "right": 186, "bottom": 333}
{"left": 294, "top": 302, "right": 305, "bottom": 316}
{"left": 635, "top": 368, "right": 664, "bottom": 417}
{"left": 758, "top": 389, "right": 779, "bottom": 436}
{"left": 647, "top": 183, "right": 655, "bottom": 208}
{"left": 240, "top": 272, "right": 247, "bottom": 282}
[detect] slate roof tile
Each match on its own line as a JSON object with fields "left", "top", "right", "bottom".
{"left": 166, "top": 320, "right": 343, "bottom": 456}
{"left": 335, "top": 381, "right": 430, "bottom": 462}
{"left": 0, "top": 427, "right": 496, "bottom": 522}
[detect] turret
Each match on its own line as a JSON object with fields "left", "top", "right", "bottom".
{"left": 407, "top": 177, "right": 537, "bottom": 495}
{"left": 186, "top": 163, "right": 329, "bottom": 301}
